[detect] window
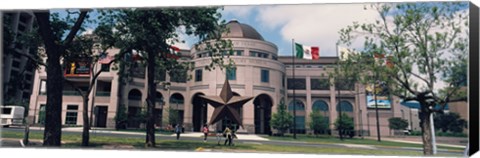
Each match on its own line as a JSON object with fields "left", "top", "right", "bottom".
{"left": 236, "top": 50, "right": 243, "bottom": 56}
{"left": 306, "top": 65, "right": 312, "bottom": 68}
{"left": 171, "top": 69, "right": 187, "bottom": 83}
{"left": 249, "top": 51, "right": 257, "bottom": 57}
{"left": 335, "top": 79, "right": 355, "bottom": 90}
{"left": 250, "top": 51, "right": 269, "bottom": 58}
{"left": 12, "top": 60, "right": 20, "bottom": 68}
{"left": 287, "top": 78, "right": 306, "bottom": 90}
{"left": 261, "top": 69, "right": 269, "bottom": 83}
{"left": 101, "top": 64, "right": 110, "bottom": 72}
{"left": 282, "top": 74, "right": 286, "bottom": 88}
{"left": 1, "top": 107, "right": 12, "bottom": 114}
{"left": 288, "top": 100, "right": 305, "bottom": 111}
{"left": 272, "top": 55, "right": 278, "bottom": 60}
{"left": 195, "top": 69, "right": 203, "bottom": 82}
{"left": 38, "top": 104, "right": 46, "bottom": 124}
{"left": 311, "top": 78, "right": 330, "bottom": 90}
{"left": 227, "top": 68, "right": 236, "bottom": 80}
{"left": 336, "top": 101, "right": 354, "bottom": 112}
{"left": 39, "top": 80, "right": 47, "bottom": 95}
{"left": 65, "top": 105, "right": 78, "bottom": 125}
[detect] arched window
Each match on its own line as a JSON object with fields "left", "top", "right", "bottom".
{"left": 155, "top": 91, "right": 164, "bottom": 104}
{"left": 128, "top": 89, "right": 142, "bottom": 100}
{"left": 336, "top": 101, "right": 353, "bottom": 112}
{"left": 170, "top": 93, "right": 184, "bottom": 104}
{"left": 288, "top": 99, "right": 305, "bottom": 111}
{"left": 312, "top": 100, "right": 329, "bottom": 112}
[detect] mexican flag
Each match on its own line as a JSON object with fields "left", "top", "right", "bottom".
{"left": 295, "top": 43, "right": 319, "bottom": 60}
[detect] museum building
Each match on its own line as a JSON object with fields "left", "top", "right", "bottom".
{"left": 28, "top": 20, "right": 406, "bottom": 136}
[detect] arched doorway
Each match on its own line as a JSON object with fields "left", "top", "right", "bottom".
{"left": 288, "top": 99, "right": 306, "bottom": 134}
{"left": 192, "top": 93, "right": 207, "bottom": 132}
{"left": 254, "top": 94, "right": 273, "bottom": 135}
{"left": 219, "top": 92, "right": 242, "bottom": 132}
{"left": 169, "top": 93, "right": 184, "bottom": 126}
{"left": 312, "top": 100, "right": 330, "bottom": 134}
{"left": 127, "top": 89, "right": 142, "bottom": 128}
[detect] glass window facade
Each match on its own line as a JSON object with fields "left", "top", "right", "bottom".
{"left": 336, "top": 101, "right": 354, "bottom": 112}
{"left": 227, "top": 68, "right": 236, "bottom": 80}
{"left": 287, "top": 78, "right": 306, "bottom": 90}
{"left": 288, "top": 100, "right": 305, "bottom": 111}
{"left": 65, "top": 105, "right": 78, "bottom": 125}
{"left": 312, "top": 100, "right": 329, "bottom": 111}
{"left": 261, "top": 69, "right": 269, "bottom": 83}
{"left": 195, "top": 69, "right": 203, "bottom": 82}
{"left": 311, "top": 78, "right": 330, "bottom": 90}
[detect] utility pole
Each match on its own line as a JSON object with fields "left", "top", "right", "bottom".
{"left": 292, "top": 39, "right": 297, "bottom": 139}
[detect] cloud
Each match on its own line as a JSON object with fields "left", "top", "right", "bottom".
{"left": 255, "top": 3, "right": 380, "bottom": 56}
{"left": 222, "top": 5, "right": 256, "bottom": 20}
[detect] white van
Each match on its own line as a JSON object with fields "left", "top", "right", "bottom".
{"left": 0, "top": 105, "right": 25, "bottom": 127}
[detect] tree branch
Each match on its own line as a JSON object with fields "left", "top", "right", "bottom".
{"left": 63, "top": 10, "right": 89, "bottom": 47}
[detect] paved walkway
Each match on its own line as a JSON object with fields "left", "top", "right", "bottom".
{"left": 28, "top": 127, "right": 269, "bottom": 141}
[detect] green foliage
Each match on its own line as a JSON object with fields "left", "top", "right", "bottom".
{"left": 388, "top": 117, "right": 409, "bottom": 130}
{"left": 167, "top": 107, "right": 180, "bottom": 126}
{"left": 270, "top": 99, "right": 293, "bottom": 136}
{"left": 334, "top": 113, "right": 354, "bottom": 138}
{"left": 309, "top": 110, "right": 329, "bottom": 135}
{"left": 337, "top": 3, "right": 468, "bottom": 153}
{"left": 434, "top": 112, "right": 467, "bottom": 133}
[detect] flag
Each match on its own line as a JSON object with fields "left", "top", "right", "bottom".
{"left": 295, "top": 43, "right": 319, "bottom": 60}
{"left": 338, "top": 46, "right": 357, "bottom": 61}
{"left": 166, "top": 46, "right": 181, "bottom": 59}
{"left": 98, "top": 52, "right": 114, "bottom": 64}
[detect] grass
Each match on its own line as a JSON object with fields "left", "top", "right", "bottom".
{"left": 262, "top": 134, "right": 465, "bottom": 151}
{"left": 0, "top": 131, "right": 462, "bottom": 157}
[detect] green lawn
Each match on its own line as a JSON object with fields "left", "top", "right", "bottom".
{"left": 262, "top": 134, "right": 465, "bottom": 151}
{"left": 0, "top": 131, "right": 461, "bottom": 156}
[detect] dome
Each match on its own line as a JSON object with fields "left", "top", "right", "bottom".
{"left": 222, "top": 20, "right": 264, "bottom": 41}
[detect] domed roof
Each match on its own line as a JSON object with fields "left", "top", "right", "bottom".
{"left": 222, "top": 20, "right": 264, "bottom": 41}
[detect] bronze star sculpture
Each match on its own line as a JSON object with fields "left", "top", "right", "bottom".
{"left": 199, "top": 78, "right": 253, "bottom": 127}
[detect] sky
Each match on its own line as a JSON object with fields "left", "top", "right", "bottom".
{"left": 27, "top": 1, "right": 472, "bottom": 93}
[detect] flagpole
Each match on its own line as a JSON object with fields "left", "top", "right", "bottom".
{"left": 336, "top": 43, "right": 343, "bottom": 140}
{"left": 292, "top": 39, "right": 297, "bottom": 139}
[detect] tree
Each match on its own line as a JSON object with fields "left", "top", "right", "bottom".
{"left": 388, "top": 117, "right": 408, "bottom": 130}
{"left": 99, "top": 8, "right": 232, "bottom": 147}
{"left": 167, "top": 107, "right": 180, "bottom": 126}
{"left": 114, "top": 104, "right": 128, "bottom": 130}
{"left": 338, "top": 2, "right": 468, "bottom": 155}
{"left": 334, "top": 113, "right": 354, "bottom": 138}
{"left": 309, "top": 110, "right": 328, "bottom": 136}
{"left": 34, "top": 10, "right": 90, "bottom": 146}
{"left": 434, "top": 112, "right": 467, "bottom": 133}
{"left": 270, "top": 99, "right": 293, "bottom": 136}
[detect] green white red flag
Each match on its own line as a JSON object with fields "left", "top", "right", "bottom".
{"left": 295, "top": 43, "right": 319, "bottom": 60}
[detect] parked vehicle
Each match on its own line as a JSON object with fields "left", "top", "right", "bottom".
{"left": 0, "top": 105, "right": 25, "bottom": 127}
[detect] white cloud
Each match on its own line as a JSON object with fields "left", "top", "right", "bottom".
{"left": 255, "top": 3, "right": 380, "bottom": 56}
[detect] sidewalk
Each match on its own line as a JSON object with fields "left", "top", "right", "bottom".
{"left": 28, "top": 127, "right": 269, "bottom": 141}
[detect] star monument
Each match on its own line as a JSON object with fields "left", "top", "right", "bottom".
{"left": 199, "top": 78, "right": 253, "bottom": 127}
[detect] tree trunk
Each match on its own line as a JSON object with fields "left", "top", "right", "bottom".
{"left": 82, "top": 97, "right": 90, "bottom": 146}
{"left": 420, "top": 105, "right": 433, "bottom": 155}
{"left": 35, "top": 12, "right": 63, "bottom": 146}
{"left": 145, "top": 50, "right": 156, "bottom": 147}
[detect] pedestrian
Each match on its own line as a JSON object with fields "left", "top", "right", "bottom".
{"left": 175, "top": 124, "right": 182, "bottom": 140}
{"left": 202, "top": 124, "right": 209, "bottom": 142}
{"left": 223, "top": 126, "right": 233, "bottom": 146}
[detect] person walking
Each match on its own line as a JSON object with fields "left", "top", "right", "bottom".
{"left": 175, "top": 124, "right": 182, "bottom": 140}
{"left": 223, "top": 126, "right": 233, "bottom": 146}
{"left": 202, "top": 125, "right": 209, "bottom": 142}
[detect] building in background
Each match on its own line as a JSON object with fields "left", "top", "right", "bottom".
{"left": 28, "top": 20, "right": 429, "bottom": 136}
{"left": 2, "top": 11, "right": 36, "bottom": 104}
